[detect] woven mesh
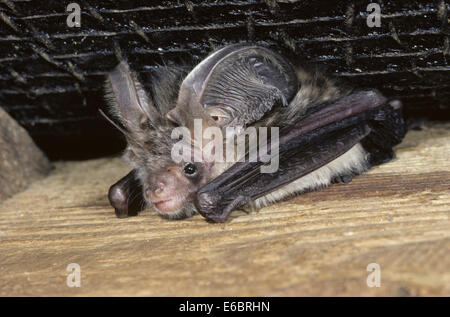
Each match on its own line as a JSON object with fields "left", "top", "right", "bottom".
{"left": 0, "top": 0, "right": 448, "bottom": 158}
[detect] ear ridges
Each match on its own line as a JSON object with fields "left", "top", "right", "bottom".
{"left": 177, "top": 43, "right": 299, "bottom": 127}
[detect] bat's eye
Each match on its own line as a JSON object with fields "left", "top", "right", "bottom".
{"left": 183, "top": 163, "right": 198, "bottom": 177}
{"left": 211, "top": 115, "right": 229, "bottom": 126}
{"left": 207, "top": 107, "right": 229, "bottom": 126}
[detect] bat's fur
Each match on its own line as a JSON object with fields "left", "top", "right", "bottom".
{"left": 104, "top": 65, "right": 183, "bottom": 173}
{"left": 254, "top": 144, "right": 368, "bottom": 207}
{"left": 262, "top": 66, "right": 346, "bottom": 126}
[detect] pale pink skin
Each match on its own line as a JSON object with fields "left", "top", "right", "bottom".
{"left": 143, "top": 141, "right": 223, "bottom": 219}
{"left": 144, "top": 162, "right": 212, "bottom": 219}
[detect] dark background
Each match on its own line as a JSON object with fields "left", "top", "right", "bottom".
{"left": 0, "top": 0, "right": 449, "bottom": 160}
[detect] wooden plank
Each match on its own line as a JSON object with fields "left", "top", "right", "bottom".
{"left": 0, "top": 122, "right": 449, "bottom": 296}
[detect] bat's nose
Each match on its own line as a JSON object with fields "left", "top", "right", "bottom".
{"left": 152, "top": 183, "right": 165, "bottom": 197}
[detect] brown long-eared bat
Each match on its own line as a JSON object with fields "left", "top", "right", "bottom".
{"left": 105, "top": 43, "right": 406, "bottom": 222}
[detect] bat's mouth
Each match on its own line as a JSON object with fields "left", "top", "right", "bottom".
{"left": 151, "top": 195, "right": 187, "bottom": 214}
{"left": 151, "top": 197, "right": 197, "bottom": 220}
{"left": 153, "top": 199, "right": 179, "bottom": 212}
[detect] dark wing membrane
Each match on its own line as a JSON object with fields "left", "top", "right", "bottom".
{"left": 195, "top": 90, "right": 405, "bottom": 222}
{"left": 108, "top": 170, "right": 144, "bottom": 218}
{"left": 196, "top": 124, "right": 370, "bottom": 223}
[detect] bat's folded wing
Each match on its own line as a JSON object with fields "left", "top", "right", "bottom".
{"left": 195, "top": 90, "right": 406, "bottom": 222}
{"left": 109, "top": 170, "right": 144, "bottom": 218}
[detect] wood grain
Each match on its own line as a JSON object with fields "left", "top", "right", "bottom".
{"left": 0, "top": 123, "right": 449, "bottom": 296}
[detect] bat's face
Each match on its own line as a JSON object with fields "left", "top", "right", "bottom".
{"left": 122, "top": 129, "right": 217, "bottom": 219}
{"left": 142, "top": 160, "right": 210, "bottom": 219}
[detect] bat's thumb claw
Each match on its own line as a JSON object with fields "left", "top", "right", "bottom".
{"left": 389, "top": 99, "right": 402, "bottom": 110}
{"left": 195, "top": 191, "right": 221, "bottom": 219}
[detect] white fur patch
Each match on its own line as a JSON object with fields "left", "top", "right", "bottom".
{"left": 254, "top": 143, "right": 368, "bottom": 207}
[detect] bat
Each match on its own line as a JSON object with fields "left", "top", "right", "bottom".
{"left": 105, "top": 43, "right": 406, "bottom": 222}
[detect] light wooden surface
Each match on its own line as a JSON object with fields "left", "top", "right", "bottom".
{"left": 0, "top": 123, "right": 449, "bottom": 296}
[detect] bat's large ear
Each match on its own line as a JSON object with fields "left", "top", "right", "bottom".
{"left": 168, "top": 44, "right": 299, "bottom": 132}
{"left": 105, "top": 61, "right": 160, "bottom": 136}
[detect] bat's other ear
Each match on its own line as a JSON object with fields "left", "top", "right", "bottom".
{"left": 172, "top": 43, "right": 300, "bottom": 130}
{"left": 105, "top": 61, "right": 160, "bottom": 134}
